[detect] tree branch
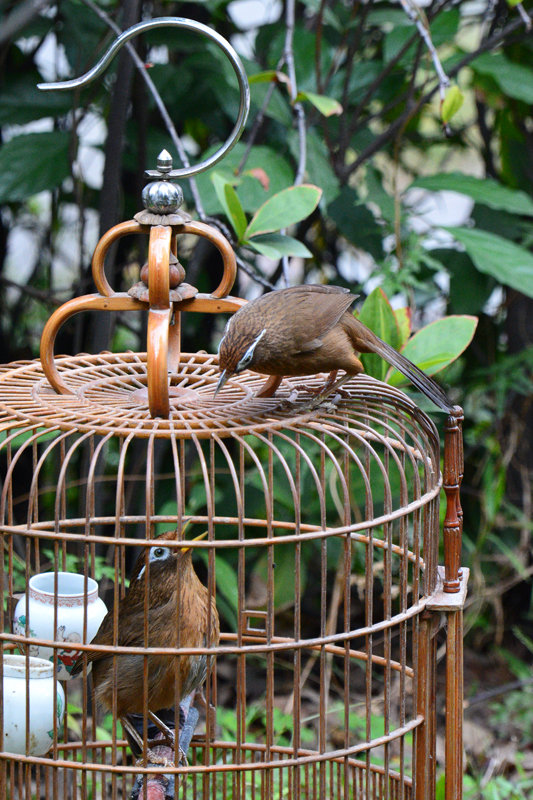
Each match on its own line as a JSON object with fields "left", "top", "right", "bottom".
{"left": 343, "top": 15, "right": 528, "bottom": 180}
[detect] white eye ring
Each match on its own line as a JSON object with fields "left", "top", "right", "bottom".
{"left": 237, "top": 328, "right": 266, "bottom": 372}
{"left": 136, "top": 545, "right": 171, "bottom": 579}
{"left": 150, "top": 546, "right": 170, "bottom": 561}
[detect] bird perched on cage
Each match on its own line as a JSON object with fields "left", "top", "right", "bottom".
{"left": 215, "top": 284, "right": 453, "bottom": 412}
{"left": 71, "top": 529, "right": 219, "bottom": 767}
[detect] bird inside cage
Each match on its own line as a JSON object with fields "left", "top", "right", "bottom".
{"left": 71, "top": 528, "right": 219, "bottom": 774}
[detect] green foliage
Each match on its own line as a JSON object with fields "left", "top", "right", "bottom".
{"left": 1, "top": 3, "right": 533, "bottom": 789}
{"left": 446, "top": 227, "right": 533, "bottom": 297}
{"left": 441, "top": 86, "right": 464, "bottom": 124}
{"left": 0, "top": 132, "right": 71, "bottom": 202}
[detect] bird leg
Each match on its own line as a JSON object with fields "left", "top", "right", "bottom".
{"left": 306, "top": 371, "right": 354, "bottom": 408}
{"left": 147, "top": 710, "right": 187, "bottom": 766}
{"left": 121, "top": 713, "right": 181, "bottom": 768}
{"left": 255, "top": 375, "right": 283, "bottom": 398}
{"left": 294, "top": 370, "right": 340, "bottom": 396}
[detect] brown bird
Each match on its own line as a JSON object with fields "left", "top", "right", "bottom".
{"left": 216, "top": 284, "right": 453, "bottom": 411}
{"left": 71, "top": 529, "right": 219, "bottom": 764}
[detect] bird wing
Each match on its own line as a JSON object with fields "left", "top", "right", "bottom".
{"left": 267, "top": 285, "right": 358, "bottom": 353}
{"left": 70, "top": 599, "right": 153, "bottom": 676}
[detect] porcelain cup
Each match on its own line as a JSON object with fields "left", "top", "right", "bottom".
{"left": 13, "top": 571, "right": 107, "bottom": 680}
{"left": 2, "top": 654, "right": 65, "bottom": 755}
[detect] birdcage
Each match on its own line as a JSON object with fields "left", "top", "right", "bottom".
{"left": 0, "top": 18, "right": 467, "bottom": 800}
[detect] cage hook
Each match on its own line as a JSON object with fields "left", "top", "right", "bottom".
{"left": 38, "top": 16, "right": 250, "bottom": 178}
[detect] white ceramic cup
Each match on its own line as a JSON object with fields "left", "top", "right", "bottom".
{"left": 2, "top": 654, "right": 65, "bottom": 755}
{"left": 13, "top": 571, "right": 108, "bottom": 681}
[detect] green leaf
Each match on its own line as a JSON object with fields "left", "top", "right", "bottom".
{"left": 194, "top": 143, "right": 294, "bottom": 215}
{"left": 246, "top": 233, "right": 312, "bottom": 259}
{"left": 292, "top": 129, "right": 340, "bottom": 205}
{"left": 244, "top": 184, "right": 322, "bottom": 238}
{"left": 251, "top": 544, "right": 307, "bottom": 612}
{"left": 0, "top": 132, "right": 71, "bottom": 202}
{"left": 248, "top": 70, "right": 289, "bottom": 86}
{"left": 394, "top": 308, "right": 412, "bottom": 347}
{"left": 296, "top": 90, "right": 342, "bottom": 117}
{"left": 446, "top": 227, "right": 533, "bottom": 297}
{"left": 357, "top": 289, "right": 401, "bottom": 381}
{"left": 0, "top": 75, "right": 73, "bottom": 126}
{"left": 328, "top": 186, "right": 384, "bottom": 260}
{"left": 387, "top": 316, "right": 478, "bottom": 384}
{"left": 471, "top": 52, "right": 533, "bottom": 104}
{"left": 198, "top": 551, "right": 238, "bottom": 628}
{"left": 411, "top": 173, "right": 533, "bottom": 216}
{"left": 211, "top": 173, "right": 248, "bottom": 241}
{"left": 441, "top": 86, "right": 464, "bottom": 123}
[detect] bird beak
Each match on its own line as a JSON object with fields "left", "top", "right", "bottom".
{"left": 181, "top": 530, "right": 208, "bottom": 553}
{"left": 214, "top": 369, "right": 229, "bottom": 396}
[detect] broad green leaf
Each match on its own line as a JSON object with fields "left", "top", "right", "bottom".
{"left": 246, "top": 233, "right": 312, "bottom": 259}
{"left": 411, "top": 173, "right": 533, "bottom": 216}
{"left": 198, "top": 551, "right": 237, "bottom": 627}
{"left": 296, "top": 90, "right": 342, "bottom": 117}
{"left": 194, "top": 143, "right": 294, "bottom": 214}
{"left": 245, "top": 184, "right": 322, "bottom": 238}
{"left": 251, "top": 544, "right": 307, "bottom": 612}
{"left": 387, "top": 316, "right": 478, "bottom": 385}
{"left": 394, "top": 308, "right": 412, "bottom": 347}
{"left": 471, "top": 52, "right": 533, "bottom": 104}
{"left": 0, "top": 132, "right": 71, "bottom": 202}
{"left": 292, "top": 129, "right": 340, "bottom": 205}
{"left": 446, "top": 227, "right": 533, "bottom": 297}
{"left": 248, "top": 70, "right": 289, "bottom": 86}
{"left": 441, "top": 86, "right": 464, "bottom": 123}
{"left": 328, "top": 186, "right": 384, "bottom": 260}
{"left": 506, "top": 0, "right": 522, "bottom": 6}
{"left": 0, "top": 75, "right": 72, "bottom": 126}
{"left": 211, "top": 173, "right": 247, "bottom": 241}
{"left": 357, "top": 289, "right": 401, "bottom": 381}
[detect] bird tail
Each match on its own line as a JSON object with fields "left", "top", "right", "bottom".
{"left": 369, "top": 336, "right": 453, "bottom": 413}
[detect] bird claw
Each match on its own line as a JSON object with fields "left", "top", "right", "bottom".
{"left": 135, "top": 752, "right": 174, "bottom": 769}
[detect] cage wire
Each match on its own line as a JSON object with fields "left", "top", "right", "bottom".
{"left": 0, "top": 350, "right": 465, "bottom": 800}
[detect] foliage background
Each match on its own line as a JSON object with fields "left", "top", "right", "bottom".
{"left": 1, "top": 0, "right": 533, "bottom": 795}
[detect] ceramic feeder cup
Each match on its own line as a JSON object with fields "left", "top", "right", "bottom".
{"left": 2, "top": 654, "right": 65, "bottom": 756}
{"left": 13, "top": 572, "right": 108, "bottom": 680}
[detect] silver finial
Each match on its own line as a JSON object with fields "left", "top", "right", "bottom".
{"left": 157, "top": 150, "right": 173, "bottom": 173}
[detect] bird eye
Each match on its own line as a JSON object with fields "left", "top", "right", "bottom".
{"left": 151, "top": 546, "right": 168, "bottom": 559}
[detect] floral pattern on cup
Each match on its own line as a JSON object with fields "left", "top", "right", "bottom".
{"left": 13, "top": 572, "right": 108, "bottom": 681}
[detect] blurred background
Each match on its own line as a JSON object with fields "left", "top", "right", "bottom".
{"left": 0, "top": 1, "right": 532, "bottom": 795}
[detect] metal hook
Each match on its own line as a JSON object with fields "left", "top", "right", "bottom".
{"left": 38, "top": 16, "right": 250, "bottom": 179}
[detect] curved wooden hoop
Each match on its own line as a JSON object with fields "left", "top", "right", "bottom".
{"left": 40, "top": 294, "right": 146, "bottom": 395}
{"left": 92, "top": 220, "right": 237, "bottom": 298}
{"left": 40, "top": 220, "right": 243, "bottom": 416}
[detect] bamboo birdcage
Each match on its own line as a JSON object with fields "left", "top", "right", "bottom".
{"left": 0, "top": 18, "right": 467, "bottom": 800}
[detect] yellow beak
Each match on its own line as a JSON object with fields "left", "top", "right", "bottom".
{"left": 181, "top": 530, "right": 208, "bottom": 553}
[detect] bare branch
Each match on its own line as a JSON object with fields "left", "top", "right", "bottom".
{"left": 399, "top": 0, "right": 450, "bottom": 102}
{"left": 0, "top": 0, "right": 52, "bottom": 47}
{"left": 284, "top": 0, "right": 307, "bottom": 186}
{"left": 514, "top": 1, "right": 532, "bottom": 31}
{"left": 344, "top": 14, "right": 528, "bottom": 180}
{"left": 81, "top": 0, "right": 207, "bottom": 220}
